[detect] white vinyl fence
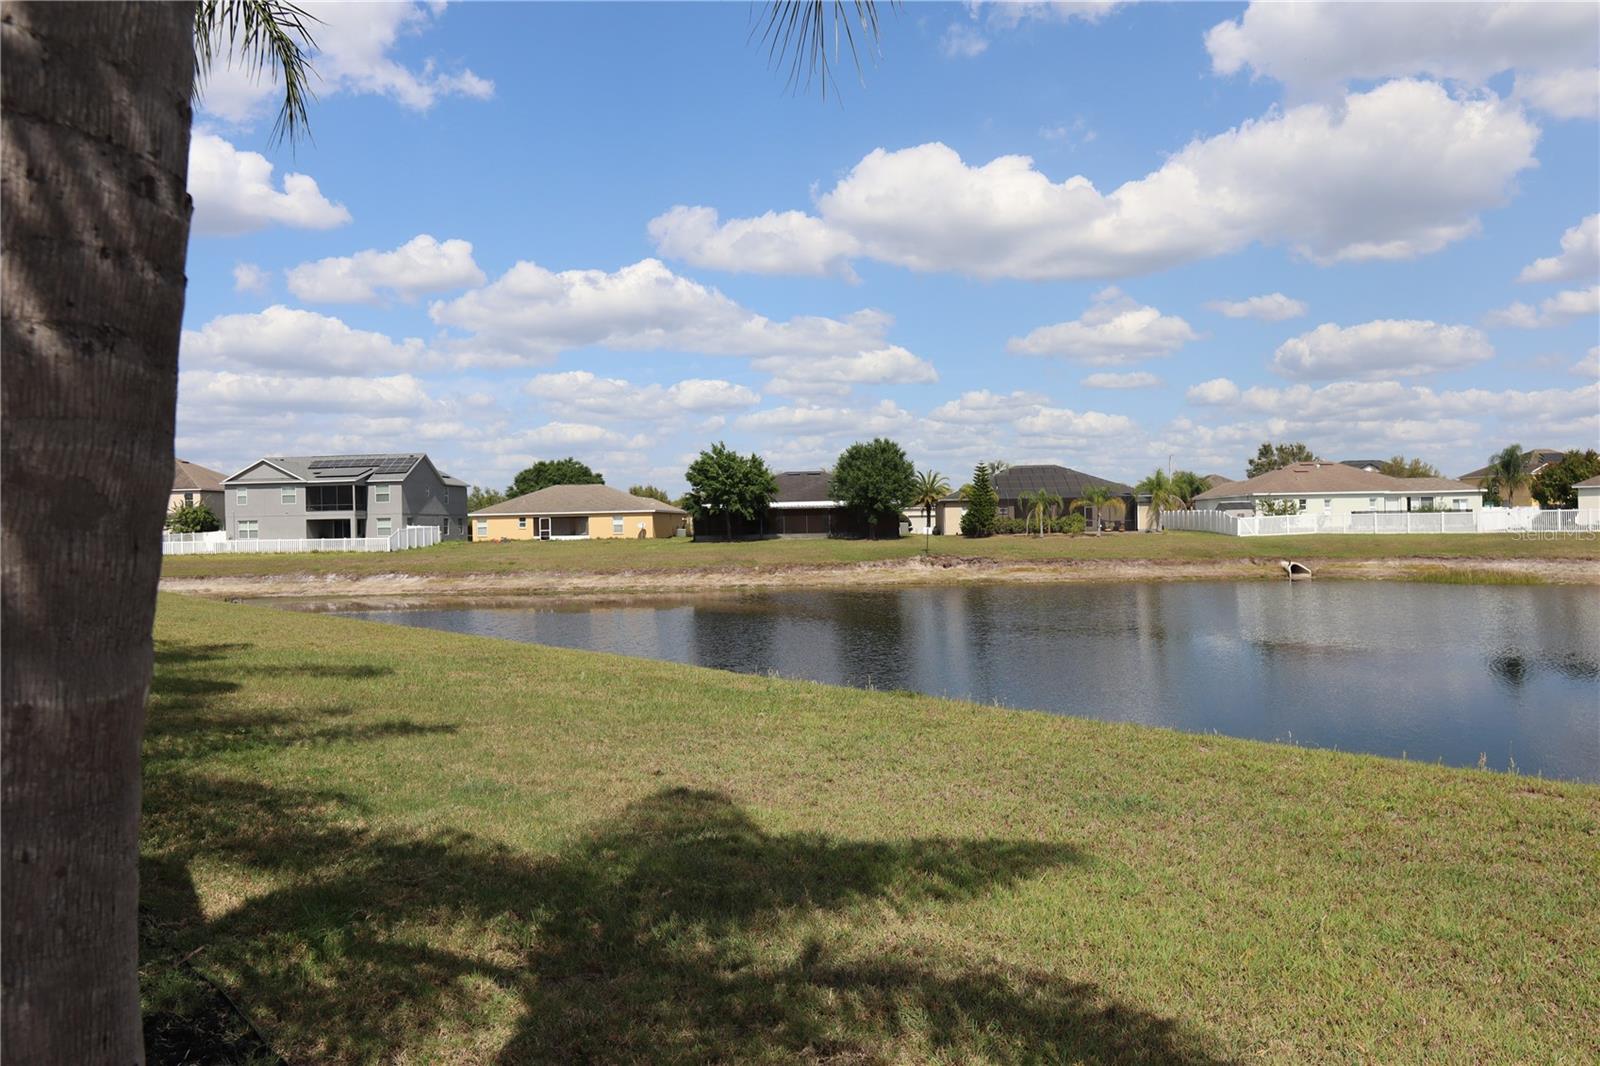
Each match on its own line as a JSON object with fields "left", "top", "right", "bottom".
{"left": 163, "top": 525, "right": 443, "bottom": 555}
{"left": 1161, "top": 508, "right": 1598, "bottom": 537}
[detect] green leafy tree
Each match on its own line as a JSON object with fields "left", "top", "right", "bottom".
{"left": 164, "top": 501, "right": 220, "bottom": 533}
{"left": 829, "top": 438, "right": 917, "bottom": 539}
{"left": 467, "top": 485, "right": 505, "bottom": 511}
{"left": 1482, "top": 444, "right": 1534, "bottom": 507}
{"left": 628, "top": 484, "right": 673, "bottom": 504}
{"left": 1245, "top": 441, "right": 1318, "bottom": 478}
{"left": 1378, "top": 455, "right": 1442, "bottom": 478}
{"left": 911, "top": 469, "right": 950, "bottom": 538}
{"left": 506, "top": 458, "right": 603, "bottom": 498}
{"left": 959, "top": 463, "right": 998, "bottom": 537}
{"left": 683, "top": 443, "right": 778, "bottom": 540}
{"left": 1134, "top": 469, "right": 1185, "bottom": 531}
{"left": 1531, "top": 449, "right": 1600, "bottom": 509}
{"left": 1072, "top": 485, "right": 1126, "bottom": 535}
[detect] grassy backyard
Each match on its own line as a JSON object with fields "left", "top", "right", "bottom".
{"left": 161, "top": 530, "right": 1600, "bottom": 581}
{"left": 143, "top": 594, "right": 1600, "bottom": 1064}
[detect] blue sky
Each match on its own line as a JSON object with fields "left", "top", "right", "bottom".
{"left": 180, "top": 1, "right": 1599, "bottom": 492}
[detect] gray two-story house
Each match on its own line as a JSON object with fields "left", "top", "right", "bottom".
{"left": 222, "top": 453, "right": 469, "bottom": 541}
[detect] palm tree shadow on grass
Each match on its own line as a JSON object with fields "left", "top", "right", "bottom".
{"left": 143, "top": 643, "right": 1229, "bottom": 1065}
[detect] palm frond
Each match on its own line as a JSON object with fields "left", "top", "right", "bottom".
{"left": 194, "top": 0, "right": 320, "bottom": 146}
{"left": 757, "top": 2, "right": 891, "bottom": 100}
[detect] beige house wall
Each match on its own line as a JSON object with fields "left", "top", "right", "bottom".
{"left": 1576, "top": 486, "right": 1600, "bottom": 515}
{"left": 937, "top": 501, "right": 966, "bottom": 535}
{"left": 472, "top": 511, "right": 683, "bottom": 541}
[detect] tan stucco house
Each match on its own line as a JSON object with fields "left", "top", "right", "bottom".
{"left": 1575, "top": 474, "right": 1600, "bottom": 517}
{"left": 470, "top": 483, "right": 686, "bottom": 541}
{"left": 170, "top": 459, "right": 227, "bottom": 523}
{"left": 1457, "top": 448, "right": 1568, "bottom": 506}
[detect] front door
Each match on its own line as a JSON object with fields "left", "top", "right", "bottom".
{"left": 538, "top": 516, "right": 551, "bottom": 540}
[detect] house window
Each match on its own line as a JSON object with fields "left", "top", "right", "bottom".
{"left": 518, "top": 517, "right": 527, "bottom": 529}
{"left": 305, "top": 485, "right": 355, "bottom": 511}
{"left": 183, "top": 492, "right": 194, "bottom": 506}
{"left": 441, "top": 518, "right": 449, "bottom": 533}
{"left": 1298, "top": 499, "right": 1307, "bottom": 512}
{"left": 612, "top": 515, "right": 624, "bottom": 535}
{"left": 237, "top": 520, "right": 258, "bottom": 539}
{"left": 476, "top": 520, "right": 488, "bottom": 538}
{"left": 236, "top": 488, "right": 248, "bottom": 506}
{"left": 1367, "top": 497, "right": 1378, "bottom": 511}
{"left": 375, "top": 517, "right": 392, "bottom": 535}
{"left": 374, "top": 485, "right": 390, "bottom": 503}
{"left": 281, "top": 487, "right": 296, "bottom": 504}
{"left": 1322, "top": 498, "right": 1331, "bottom": 514}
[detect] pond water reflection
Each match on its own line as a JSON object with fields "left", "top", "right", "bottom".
{"left": 344, "top": 582, "right": 1600, "bottom": 782}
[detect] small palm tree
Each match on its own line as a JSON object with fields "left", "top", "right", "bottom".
{"left": 1484, "top": 444, "right": 1533, "bottom": 507}
{"left": 1072, "top": 485, "right": 1125, "bottom": 535}
{"left": 1170, "top": 470, "right": 1209, "bottom": 509}
{"left": 911, "top": 468, "right": 949, "bottom": 537}
{"left": 1135, "top": 469, "right": 1185, "bottom": 531}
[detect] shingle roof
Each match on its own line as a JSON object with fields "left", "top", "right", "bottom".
{"left": 173, "top": 459, "right": 225, "bottom": 493}
{"left": 227, "top": 453, "right": 428, "bottom": 483}
{"left": 993, "top": 464, "right": 1133, "bottom": 499}
{"left": 774, "top": 470, "right": 835, "bottom": 504}
{"left": 1574, "top": 474, "right": 1600, "bottom": 489}
{"left": 440, "top": 475, "right": 468, "bottom": 487}
{"left": 471, "top": 483, "right": 685, "bottom": 516}
{"left": 1457, "top": 448, "right": 1568, "bottom": 480}
{"left": 1196, "top": 463, "right": 1482, "bottom": 500}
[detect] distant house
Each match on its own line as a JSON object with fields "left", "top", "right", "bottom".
{"left": 1195, "top": 462, "right": 1483, "bottom": 516}
{"left": 170, "top": 459, "right": 227, "bottom": 524}
{"left": 470, "top": 483, "right": 686, "bottom": 541}
{"left": 938, "top": 464, "right": 1137, "bottom": 534}
{"left": 1575, "top": 474, "right": 1600, "bottom": 517}
{"left": 223, "top": 453, "right": 468, "bottom": 540}
{"left": 1341, "top": 459, "right": 1384, "bottom": 473}
{"left": 1457, "top": 448, "right": 1569, "bottom": 506}
{"left": 694, "top": 470, "right": 900, "bottom": 540}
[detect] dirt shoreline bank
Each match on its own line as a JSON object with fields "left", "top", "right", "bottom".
{"left": 159, "top": 553, "right": 1597, "bottom": 604}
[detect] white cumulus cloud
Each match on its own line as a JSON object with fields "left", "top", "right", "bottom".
{"left": 649, "top": 81, "right": 1536, "bottom": 280}
{"left": 181, "top": 305, "right": 430, "bottom": 373}
{"left": 646, "top": 206, "right": 861, "bottom": 279}
{"left": 1008, "top": 288, "right": 1197, "bottom": 364}
{"left": 1485, "top": 285, "right": 1600, "bottom": 329}
{"left": 1205, "top": 293, "right": 1307, "bottom": 321}
{"left": 188, "top": 132, "right": 351, "bottom": 236}
{"left": 286, "top": 235, "right": 486, "bottom": 303}
{"left": 524, "top": 371, "right": 759, "bottom": 420}
{"left": 1271, "top": 320, "right": 1493, "bottom": 380}
{"left": 754, "top": 347, "right": 938, "bottom": 396}
{"left": 1186, "top": 378, "right": 1242, "bottom": 406}
{"left": 429, "top": 257, "right": 916, "bottom": 368}
{"left": 1517, "top": 215, "right": 1600, "bottom": 285}
{"left": 1205, "top": 2, "right": 1598, "bottom": 118}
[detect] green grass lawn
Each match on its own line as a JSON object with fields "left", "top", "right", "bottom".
{"left": 142, "top": 595, "right": 1600, "bottom": 1064}
{"left": 161, "top": 530, "right": 1600, "bottom": 581}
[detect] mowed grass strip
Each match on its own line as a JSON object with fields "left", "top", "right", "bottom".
{"left": 161, "top": 530, "right": 1600, "bottom": 581}
{"left": 143, "top": 594, "right": 1600, "bottom": 1064}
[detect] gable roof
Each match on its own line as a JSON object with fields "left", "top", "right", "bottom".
{"left": 993, "top": 464, "right": 1133, "bottom": 499}
{"left": 1574, "top": 474, "right": 1600, "bottom": 490}
{"left": 471, "top": 483, "right": 685, "bottom": 516}
{"left": 173, "top": 459, "right": 225, "bottom": 493}
{"left": 1457, "top": 448, "right": 1569, "bottom": 480}
{"left": 1196, "top": 463, "right": 1481, "bottom": 500}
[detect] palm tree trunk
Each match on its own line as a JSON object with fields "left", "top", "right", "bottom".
{"left": 2, "top": 4, "right": 195, "bottom": 1060}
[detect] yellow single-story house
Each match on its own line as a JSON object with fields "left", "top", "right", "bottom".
{"left": 470, "top": 483, "right": 686, "bottom": 541}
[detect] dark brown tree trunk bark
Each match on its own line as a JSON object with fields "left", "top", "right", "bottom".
{"left": 2, "top": 4, "right": 194, "bottom": 1061}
